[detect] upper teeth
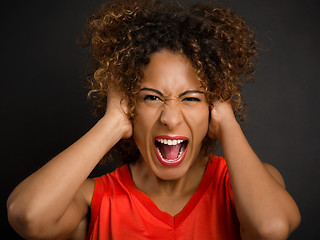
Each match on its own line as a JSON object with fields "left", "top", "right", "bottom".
{"left": 156, "top": 139, "right": 185, "bottom": 145}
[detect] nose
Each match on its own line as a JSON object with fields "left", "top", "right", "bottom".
{"left": 159, "top": 101, "right": 182, "bottom": 130}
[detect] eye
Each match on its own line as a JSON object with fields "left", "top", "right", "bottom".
{"left": 144, "top": 95, "right": 162, "bottom": 101}
{"left": 182, "top": 97, "right": 201, "bottom": 102}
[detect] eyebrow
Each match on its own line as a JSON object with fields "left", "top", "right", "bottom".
{"left": 139, "top": 88, "right": 204, "bottom": 98}
{"left": 178, "top": 90, "right": 204, "bottom": 98}
{"left": 139, "top": 88, "right": 164, "bottom": 96}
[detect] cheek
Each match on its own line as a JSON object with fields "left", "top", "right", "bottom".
{"left": 186, "top": 106, "right": 209, "bottom": 140}
{"left": 133, "top": 115, "right": 148, "bottom": 146}
{"left": 133, "top": 107, "right": 158, "bottom": 151}
{"left": 133, "top": 118, "right": 147, "bottom": 158}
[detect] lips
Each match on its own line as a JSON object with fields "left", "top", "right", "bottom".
{"left": 153, "top": 135, "right": 189, "bottom": 166}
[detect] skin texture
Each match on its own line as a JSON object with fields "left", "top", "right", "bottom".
{"left": 7, "top": 50, "right": 300, "bottom": 240}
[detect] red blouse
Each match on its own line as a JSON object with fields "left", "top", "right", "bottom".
{"left": 87, "top": 155, "right": 241, "bottom": 239}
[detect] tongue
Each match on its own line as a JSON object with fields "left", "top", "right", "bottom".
{"left": 159, "top": 143, "right": 181, "bottom": 160}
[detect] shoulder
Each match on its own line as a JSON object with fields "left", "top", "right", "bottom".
{"left": 207, "top": 155, "right": 231, "bottom": 186}
{"left": 82, "top": 165, "right": 128, "bottom": 206}
{"left": 263, "top": 162, "right": 286, "bottom": 188}
{"left": 208, "top": 156, "right": 286, "bottom": 189}
{"left": 208, "top": 155, "right": 228, "bottom": 172}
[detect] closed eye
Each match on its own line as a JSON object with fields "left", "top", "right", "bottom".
{"left": 182, "top": 97, "right": 201, "bottom": 102}
{"left": 144, "top": 95, "right": 162, "bottom": 101}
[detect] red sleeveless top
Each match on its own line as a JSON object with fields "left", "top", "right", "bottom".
{"left": 87, "top": 155, "right": 241, "bottom": 239}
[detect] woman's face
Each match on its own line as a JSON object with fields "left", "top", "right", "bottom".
{"left": 133, "top": 49, "right": 209, "bottom": 180}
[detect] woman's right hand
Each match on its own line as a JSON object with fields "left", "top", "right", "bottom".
{"left": 103, "top": 89, "right": 133, "bottom": 139}
{"left": 7, "top": 88, "right": 133, "bottom": 239}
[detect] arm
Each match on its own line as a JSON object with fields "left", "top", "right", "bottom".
{"left": 208, "top": 101, "right": 301, "bottom": 240}
{"left": 7, "top": 91, "right": 132, "bottom": 239}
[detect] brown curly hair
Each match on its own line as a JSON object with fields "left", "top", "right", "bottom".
{"left": 80, "top": 0, "right": 257, "bottom": 164}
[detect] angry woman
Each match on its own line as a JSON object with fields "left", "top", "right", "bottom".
{"left": 7, "top": 0, "right": 300, "bottom": 239}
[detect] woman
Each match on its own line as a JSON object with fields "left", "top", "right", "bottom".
{"left": 7, "top": 0, "right": 300, "bottom": 239}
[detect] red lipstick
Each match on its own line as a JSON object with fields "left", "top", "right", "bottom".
{"left": 153, "top": 135, "right": 189, "bottom": 167}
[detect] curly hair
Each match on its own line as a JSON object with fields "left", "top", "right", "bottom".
{"left": 80, "top": 0, "right": 257, "bottom": 164}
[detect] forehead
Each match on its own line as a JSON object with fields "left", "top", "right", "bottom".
{"left": 141, "top": 49, "right": 202, "bottom": 92}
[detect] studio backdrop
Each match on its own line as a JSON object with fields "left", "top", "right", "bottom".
{"left": 2, "top": 0, "right": 319, "bottom": 239}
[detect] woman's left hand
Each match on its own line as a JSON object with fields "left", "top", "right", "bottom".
{"left": 208, "top": 100, "right": 238, "bottom": 141}
{"left": 208, "top": 101, "right": 301, "bottom": 239}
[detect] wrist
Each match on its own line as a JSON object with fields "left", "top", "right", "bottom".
{"left": 217, "top": 119, "right": 241, "bottom": 142}
{"left": 99, "top": 113, "right": 132, "bottom": 140}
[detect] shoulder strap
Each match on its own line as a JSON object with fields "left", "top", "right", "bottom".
{"left": 87, "top": 176, "right": 106, "bottom": 238}
{"left": 209, "top": 155, "right": 235, "bottom": 207}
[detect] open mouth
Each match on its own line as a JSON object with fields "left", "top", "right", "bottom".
{"left": 154, "top": 136, "right": 189, "bottom": 166}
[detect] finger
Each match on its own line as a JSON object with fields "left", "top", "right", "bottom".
{"left": 120, "top": 98, "right": 130, "bottom": 115}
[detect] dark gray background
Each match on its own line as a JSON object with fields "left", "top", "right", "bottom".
{"left": 2, "top": 0, "right": 319, "bottom": 238}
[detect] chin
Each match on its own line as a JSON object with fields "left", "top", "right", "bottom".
{"left": 150, "top": 161, "right": 192, "bottom": 180}
{"left": 149, "top": 148, "right": 199, "bottom": 181}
